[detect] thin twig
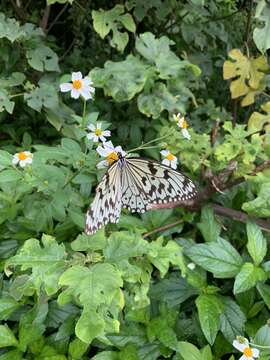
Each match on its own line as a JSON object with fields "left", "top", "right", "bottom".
{"left": 47, "top": 3, "right": 69, "bottom": 34}
{"left": 143, "top": 219, "right": 183, "bottom": 238}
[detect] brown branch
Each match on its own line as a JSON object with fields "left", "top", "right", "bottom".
{"left": 40, "top": 5, "right": 51, "bottom": 32}
{"left": 143, "top": 219, "right": 183, "bottom": 238}
{"left": 212, "top": 204, "right": 270, "bottom": 232}
{"left": 47, "top": 3, "right": 69, "bottom": 34}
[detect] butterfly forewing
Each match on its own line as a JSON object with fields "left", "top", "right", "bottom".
{"left": 85, "top": 162, "right": 122, "bottom": 235}
{"left": 85, "top": 157, "right": 197, "bottom": 235}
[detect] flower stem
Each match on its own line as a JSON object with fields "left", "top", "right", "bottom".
{"left": 82, "top": 99, "right": 87, "bottom": 128}
{"left": 249, "top": 342, "right": 270, "bottom": 349}
{"left": 127, "top": 130, "right": 174, "bottom": 154}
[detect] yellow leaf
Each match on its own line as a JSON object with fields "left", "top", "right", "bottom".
{"left": 248, "top": 101, "right": 270, "bottom": 132}
{"left": 223, "top": 49, "right": 269, "bottom": 106}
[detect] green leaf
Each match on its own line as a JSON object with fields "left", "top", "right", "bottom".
{"left": 0, "top": 297, "right": 20, "bottom": 320}
{"left": 0, "top": 350, "right": 23, "bottom": 360}
{"left": 91, "top": 352, "right": 118, "bottom": 360}
{"left": 6, "top": 234, "right": 66, "bottom": 295}
{"left": 0, "top": 325, "right": 18, "bottom": 348}
{"left": 201, "top": 345, "right": 213, "bottom": 360}
{"left": 246, "top": 221, "right": 267, "bottom": 265}
{"left": 254, "top": 324, "right": 270, "bottom": 350}
{"left": 185, "top": 238, "right": 243, "bottom": 278}
{"left": 138, "top": 83, "right": 182, "bottom": 119}
{"left": 0, "top": 169, "right": 22, "bottom": 183}
{"left": 26, "top": 45, "right": 60, "bottom": 72}
{"left": 256, "top": 282, "right": 270, "bottom": 309}
{"left": 71, "top": 231, "right": 106, "bottom": 251}
{"left": 195, "top": 294, "right": 223, "bottom": 345}
{"left": 147, "top": 238, "right": 185, "bottom": 278}
{"left": 0, "top": 13, "right": 25, "bottom": 42}
{"left": 24, "top": 82, "right": 58, "bottom": 112}
{"left": 242, "top": 182, "right": 270, "bottom": 217}
{"left": 220, "top": 298, "right": 246, "bottom": 342}
{"left": 0, "top": 89, "right": 15, "bottom": 114}
{"left": 150, "top": 273, "right": 198, "bottom": 307}
{"left": 253, "top": 3, "right": 270, "bottom": 53}
{"left": 68, "top": 337, "right": 89, "bottom": 359}
{"left": 58, "top": 264, "right": 123, "bottom": 343}
{"left": 234, "top": 263, "right": 267, "bottom": 294}
{"left": 75, "top": 307, "right": 104, "bottom": 344}
{"left": 90, "top": 55, "right": 149, "bottom": 102}
{"left": 177, "top": 341, "right": 201, "bottom": 360}
{"left": 92, "top": 5, "right": 135, "bottom": 52}
{"left": 197, "top": 205, "right": 221, "bottom": 242}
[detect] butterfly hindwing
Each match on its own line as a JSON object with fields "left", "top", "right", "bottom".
{"left": 85, "top": 162, "right": 122, "bottom": 235}
{"left": 121, "top": 158, "right": 197, "bottom": 212}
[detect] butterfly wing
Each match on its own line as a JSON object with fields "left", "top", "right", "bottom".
{"left": 85, "top": 162, "right": 122, "bottom": 235}
{"left": 121, "top": 158, "right": 197, "bottom": 212}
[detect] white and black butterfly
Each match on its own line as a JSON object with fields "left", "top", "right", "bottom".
{"left": 85, "top": 153, "right": 197, "bottom": 235}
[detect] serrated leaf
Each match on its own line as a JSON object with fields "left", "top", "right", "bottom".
{"left": 0, "top": 169, "right": 22, "bottom": 183}
{"left": 234, "top": 263, "right": 267, "bottom": 294}
{"left": 177, "top": 341, "right": 201, "bottom": 360}
{"left": 6, "top": 234, "right": 66, "bottom": 295}
{"left": 0, "top": 13, "right": 25, "bottom": 42}
{"left": 195, "top": 294, "right": 223, "bottom": 345}
{"left": 185, "top": 238, "right": 242, "bottom": 278}
{"left": 254, "top": 324, "right": 270, "bottom": 350}
{"left": 246, "top": 221, "right": 267, "bottom": 265}
{"left": 220, "top": 298, "right": 246, "bottom": 342}
{"left": 24, "top": 83, "right": 58, "bottom": 112}
{"left": 257, "top": 282, "right": 270, "bottom": 309}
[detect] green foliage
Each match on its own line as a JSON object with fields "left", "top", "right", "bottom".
{"left": 0, "top": 1, "right": 270, "bottom": 359}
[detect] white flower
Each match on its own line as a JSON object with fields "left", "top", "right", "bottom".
{"left": 173, "top": 113, "right": 191, "bottom": 140}
{"left": 233, "top": 337, "right": 260, "bottom": 360}
{"left": 160, "top": 150, "right": 178, "bottom": 169}
{"left": 60, "top": 72, "right": 95, "bottom": 100}
{"left": 12, "top": 151, "right": 33, "bottom": 168}
{"left": 87, "top": 122, "right": 111, "bottom": 143}
{"left": 187, "top": 262, "right": 196, "bottom": 270}
{"left": 96, "top": 141, "right": 126, "bottom": 169}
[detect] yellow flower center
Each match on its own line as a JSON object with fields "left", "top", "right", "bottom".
{"left": 95, "top": 128, "right": 102, "bottom": 136}
{"left": 243, "top": 347, "right": 253, "bottom": 357}
{"left": 166, "top": 153, "right": 175, "bottom": 161}
{"left": 106, "top": 152, "right": 119, "bottom": 165}
{"left": 181, "top": 119, "right": 188, "bottom": 129}
{"left": 18, "top": 152, "right": 28, "bottom": 161}
{"left": 72, "top": 79, "right": 82, "bottom": 90}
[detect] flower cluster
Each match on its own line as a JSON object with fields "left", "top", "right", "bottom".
{"left": 173, "top": 113, "right": 191, "bottom": 140}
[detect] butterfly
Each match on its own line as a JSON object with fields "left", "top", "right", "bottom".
{"left": 85, "top": 153, "right": 197, "bottom": 235}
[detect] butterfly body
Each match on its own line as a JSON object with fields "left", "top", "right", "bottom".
{"left": 85, "top": 156, "right": 197, "bottom": 235}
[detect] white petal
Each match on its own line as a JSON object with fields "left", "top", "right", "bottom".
{"left": 19, "top": 160, "right": 27, "bottom": 167}
{"left": 82, "top": 77, "right": 93, "bottom": 86}
{"left": 25, "top": 157, "right": 33, "bottom": 164}
{"left": 24, "top": 151, "right": 32, "bottom": 156}
{"left": 182, "top": 128, "right": 191, "bottom": 140}
{"left": 96, "top": 145, "right": 111, "bottom": 157}
{"left": 92, "top": 135, "right": 99, "bottom": 142}
{"left": 71, "top": 89, "right": 80, "bottom": 99}
{"left": 187, "top": 263, "right": 196, "bottom": 270}
{"left": 99, "top": 135, "right": 106, "bottom": 142}
{"left": 80, "top": 87, "right": 92, "bottom": 100}
{"left": 97, "top": 160, "right": 109, "bottom": 169}
{"left": 239, "top": 356, "right": 249, "bottom": 360}
{"left": 12, "top": 156, "right": 19, "bottom": 164}
{"left": 87, "top": 124, "right": 96, "bottom": 131}
{"left": 103, "top": 141, "right": 115, "bottom": 151}
{"left": 96, "top": 122, "right": 102, "bottom": 129}
{"left": 171, "top": 160, "right": 177, "bottom": 169}
{"left": 89, "top": 86, "right": 95, "bottom": 94}
{"left": 252, "top": 348, "right": 260, "bottom": 358}
{"left": 86, "top": 132, "right": 95, "bottom": 139}
{"left": 72, "top": 72, "right": 83, "bottom": 81}
{"left": 161, "top": 159, "right": 170, "bottom": 166}
{"left": 160, "top": 150, "right": 169, "bottom": 157}
{"left": 60, "top": 83, "right": 72, "bottom": 92}
{"left": 233, "top": 340, "right": 248, "bottom": 352}
{"left": 114, "top": 146, "right": 126, "bottom": 156}
{"left": 102, "top": 130, "right": 111, "bottom": 137}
